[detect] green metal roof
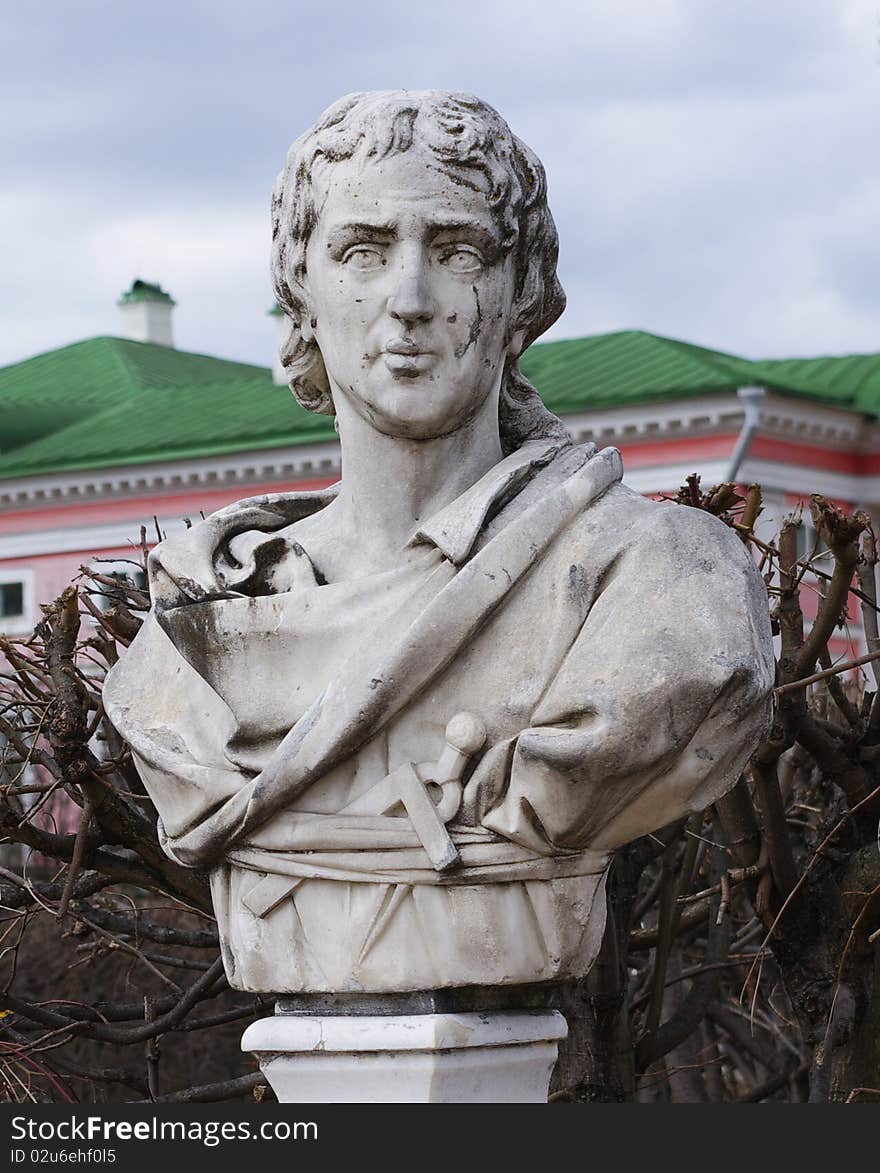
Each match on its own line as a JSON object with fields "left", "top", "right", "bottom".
{"left": 1, "top": 330, "right": 879, "bottom": 479}
{"left": 518, "top": 331, "right": 754, "bottom": 410}
{"left": 0, "top": 379, "right": 334, "bottom": 473}
{"left": 0, "top": 336, "right": 276, "bottom": 455}
{"left": 747, "top": 353, "right": 880, "bottom": 412}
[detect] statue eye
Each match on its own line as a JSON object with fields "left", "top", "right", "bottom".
{"left": 342, "top": 246, "right": 386, "bottom": 271}
{"left": 440, "top": 247, "right": 483, "bottom": 274}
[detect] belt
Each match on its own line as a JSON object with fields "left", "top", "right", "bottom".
{"left": 240, "top": 712, "right": 485, "bottom": 917}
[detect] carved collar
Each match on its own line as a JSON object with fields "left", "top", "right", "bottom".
{"left": 411, "top": 438, "right": 569, "bottom": 566}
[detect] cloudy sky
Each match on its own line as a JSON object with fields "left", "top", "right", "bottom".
{"left": 2, "top": 1, "right": 878, "bottom": 370}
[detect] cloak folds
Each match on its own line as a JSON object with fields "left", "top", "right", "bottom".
{"left": 104, "top": 442, "right": 774, "bottom": 993}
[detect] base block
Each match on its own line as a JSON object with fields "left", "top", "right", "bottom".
{"left": 241, "top": 1010, "right": 567, "bottom": 1103}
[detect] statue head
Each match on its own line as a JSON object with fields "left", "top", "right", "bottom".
{"left": 270, "top": 90, "right": 569, "bottom": 453}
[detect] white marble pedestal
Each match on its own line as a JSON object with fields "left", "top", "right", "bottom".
{"left": 241, "top": 1010, "right": 567, "bottom": 1103}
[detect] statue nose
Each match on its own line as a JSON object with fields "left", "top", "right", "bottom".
{"left": 387, "top": 272, "right": 434, "bottom": 323}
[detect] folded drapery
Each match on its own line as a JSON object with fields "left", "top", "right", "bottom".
{"left": 104, "top": 438, "right": 774, "bottom": 992}
{"left": 109, "top": 443, "right": 625, "bottom": 867}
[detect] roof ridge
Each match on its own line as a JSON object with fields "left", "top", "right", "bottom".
{"left": 104, "top": 335, "right": 269, "bottom": 370}
{"left": 97, "top": 337, "right": 271, "bottom": 388}
{"left": 526, "top": 329, "right": 757, "bottom": 371}
{"left": 0, "top": 335, "right": 272, "bottom": 379}
{"left": 0, "top": 335, "right": 118, "bottom": 377}
{"left": 646, "top": 332, "right": 752, "bottom": 369}
{"left": 757, "top": 348, "right": 880, "bottom": 365}
{"left": 102, "top": 337, "right": 142, "bottom": 394}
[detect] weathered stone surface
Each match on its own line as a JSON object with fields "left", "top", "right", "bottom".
{"left": 241, "top": 1011, "right": 568, "bottom": 1103}
{"left": 104, "top": 91, "right": 774, "bottom": 998}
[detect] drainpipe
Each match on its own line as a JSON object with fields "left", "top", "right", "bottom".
{"left": 725, "top": 385, "right": 766, "bottom": 483}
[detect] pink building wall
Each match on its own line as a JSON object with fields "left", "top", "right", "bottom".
{"left": 0, "top": 474, "right": 336, "bottom": 617}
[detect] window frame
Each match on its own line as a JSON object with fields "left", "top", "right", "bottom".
{"left": 0, "top": 566, "right": 34, "bottom": 635}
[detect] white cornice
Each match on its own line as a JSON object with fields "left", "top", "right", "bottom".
{"left": 623, "top": 458, "right": 880, "bottom": 504}
{"left": 562, "top": 390, "right": 872, "bottom": 451}
{"left": 560, "top": 394, "right": 743, "bottom": 445}
{"left": 756, "top": 393, "right": 868, "bottom": 449}
{"left": 738, "top": 458, "right": 880, "bottom": 505}
{"left": 0, "top": 440, "right": 342, "bottom": 511}
{"left": 0, "top": 517, "right": 192, "bottom": 561}
{"left": 622, "top": 461, "right": 731, "bottom": 495}
{"left": 5, "top": 464, "right": 880, "bottom": 562}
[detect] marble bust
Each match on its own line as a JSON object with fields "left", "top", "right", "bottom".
{"left": 104, "top": 91, "right": 774, "bottom": 998}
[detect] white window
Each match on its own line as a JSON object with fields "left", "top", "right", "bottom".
{"left": 0, "top": 567, "right": 34, "bottom": 636}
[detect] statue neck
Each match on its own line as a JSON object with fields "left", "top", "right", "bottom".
{"left": 332, "top": 391, "right": 504, "bottom": 560}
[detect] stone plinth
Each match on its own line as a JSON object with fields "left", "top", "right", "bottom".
{"left": 241, "top": 1010, "right": 567, "bottom": 1103}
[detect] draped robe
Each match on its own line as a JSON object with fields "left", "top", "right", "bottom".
{"left": 103, "top": 440, "right": 774, "bottom": 993}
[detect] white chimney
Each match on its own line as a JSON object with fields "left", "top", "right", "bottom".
{"left": 117, "top": 279, "right": 176, "bottom": 347}
{"left": 269, "top": 302, "right": 288, "bottom": 385}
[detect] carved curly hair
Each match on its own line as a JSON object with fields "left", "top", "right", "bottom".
{"left": 270, "top": 90, "right": 570, "bottom": 455}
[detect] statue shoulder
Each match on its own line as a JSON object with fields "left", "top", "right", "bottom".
{"left": 576, "top": 478, "right": 751, "bottom": 560}
{"left": 554, "top": 476, "right": 766, "bottom": 613}
{"left": 148, "top": 484, "right": 338, "bottom": 607}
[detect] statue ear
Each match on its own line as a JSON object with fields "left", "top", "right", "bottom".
{"left": 296, "top": 273, "right": 317, "bottom": 343}
{"left": 296, "top": 279, "right": 316, "bottom": 342}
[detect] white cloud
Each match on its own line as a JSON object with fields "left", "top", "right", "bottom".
{"left": 85, "top": 205, "right": 275, "bottom": 362}
{"left": 1, "top": 1, "right": 878, "bottom": 368}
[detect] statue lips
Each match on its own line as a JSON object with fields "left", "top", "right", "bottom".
{"left": 383, "top": 337, "right": 436, "bottom": 378}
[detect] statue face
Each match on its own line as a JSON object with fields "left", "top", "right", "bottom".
{"left": 303, "top": 142, "right": 521, "bottom": 440}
